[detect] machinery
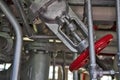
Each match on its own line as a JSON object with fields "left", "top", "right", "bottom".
{"left": 0, "top": 0, "right": 119, "bottom": 80}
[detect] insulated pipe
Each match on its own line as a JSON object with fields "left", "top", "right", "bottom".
{"left": 116, "top": 0, "right": 120, "bottom": 79}
{"left": 0, "top": 1, "right": 22, "bottom": 80}
{"left": 12, "top": 0, "right": 32, "bottom": 37}
{"left": 86, "top": 0, "right": 97, "bottom": 80}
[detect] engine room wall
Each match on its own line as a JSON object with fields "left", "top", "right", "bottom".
{"left": 71, "top": 6, "right": 116, "bottom": 21}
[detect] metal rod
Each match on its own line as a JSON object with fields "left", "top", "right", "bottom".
{"left": 116, "top": 0, "right": 120, "bottom": 79}
{"left": 12, "top": 0, "right": 33, "bottom": 37}
{"left": 62, "top": 51, "right": 66, "bottom": 80}
{"left": 86, "top": 0, "right": 97, "bottom": 80}
{"left": 0, "top": 1, "right": 22, "bottom": 80}
{"left": 30, "top": 35, "right": 58, "bottom": 39}
{"left": 52, "top": 53, "right": 56, "bottom": 80}
{"left": 73, "top": 53, "right": 78, "bottom": 80}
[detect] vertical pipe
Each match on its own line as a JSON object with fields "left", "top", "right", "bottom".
{"left": 86, "top": 0, "right": 97, "bottom": 80}
{"left": 62, "top": 52, "right": 66, "bottom": 80}
{"left": 0, "top": 0, "right": 22, "bottom": 80}
{"left": 12, "top": 0, "right": 33, "bottom": 37}
{"left": 34, "top": 51, "right": 50, "bottom": 80}
{"left": 73, "top": 53, "right": 78, "bottom": 80}
{"left": 116, "top": 0, "right": 120, "bottom": 79}
{"left": 52, "top": 53, "right": 56, "bottom": 80}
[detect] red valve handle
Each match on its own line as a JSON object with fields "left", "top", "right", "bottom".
{"left": 69, "top": 34, "right": 113, "bottom": 72}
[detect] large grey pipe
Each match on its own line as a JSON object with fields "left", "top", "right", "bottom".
{"left": 0, "top": 0, "right": 22, "bottom": 80}
{"left": 86, "top": 0, "right": 97, "bottom": 80}
{"left": 116, "top": 0, "right": 120, "bottom": 79}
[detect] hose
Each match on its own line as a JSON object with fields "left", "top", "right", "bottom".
{"left": 0, "top": 0, "right": 22, "bottom": 80}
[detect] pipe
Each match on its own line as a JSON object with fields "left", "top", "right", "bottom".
{"left": 52, "top": 53, "right": 56, "bottom": 80}
{"left": 116, "top": 0, "right": 120, "bottom": 79}
{"left": 73, "top": 53, "right": 78, "bottom": 80}
{"left": 0, "top": 1, "right": 22, "bottom": 80}
{"left": 62, "top": 52, "right": 66, "bottom": 80}
{"left": 86, "top": 0, "right": 97, "bottom": 80}
{"left": 12, "top": 0, "right": 33, "bottom": 37}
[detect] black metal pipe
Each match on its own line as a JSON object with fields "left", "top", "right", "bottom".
{"left": 0, "top": 1, "right": 22, "bottom": 80}
{"left": 12, "top": 0, "right": 33, "bottom": 37}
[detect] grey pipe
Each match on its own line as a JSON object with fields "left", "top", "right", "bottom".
{"left": 0, "top": 1, "right": 22, "bottom": 80}
{"left": 52, "top": 53, "right": 56, "bottom": 80}
{"left": 86, "top": 0, "right": 97, "bottom": 80}
{"left": 73, "top": 53, "right": 78, "bottom": 80}
{"left": 116, "top": 0, "right": 120, "bottom": 79}
{"left": 12, "top": 0, "right": 32, "bottom": 37}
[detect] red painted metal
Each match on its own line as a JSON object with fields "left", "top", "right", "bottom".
{"left": 82, "top": 73, "right": 86, "bottom": 80}
{"left": 69, "top": 34, "right": 113, "bottom": 72}
{"left": 93, "top": 25, "right": 99, "bottom": 30}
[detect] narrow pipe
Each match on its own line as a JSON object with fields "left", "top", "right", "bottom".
{"left": 62, "top": 52, "right": 66, "bottom": 80}
{"left": 116, "top": 0, "right": 120, "bottom": 79}
{"left": 0, "top": 1, "right": 22, "bottom": 80}
{"left": 12, "top": 0, "right": 33, "bottom": 37}
{"left": 73, "top": 53, "right": 78, "bottom": 80}
{"left": 52, "top": 53, "right": 56, "bottom": 80}
{"left": 86, "top": 0, "right": 97, "bottom": 80}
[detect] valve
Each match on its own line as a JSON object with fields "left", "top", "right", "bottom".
{"left": 69, "top": 34, "right": 113, "bottom": 72}
{"left": 30, "top": 0, "right": 89, "bottom": 53}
